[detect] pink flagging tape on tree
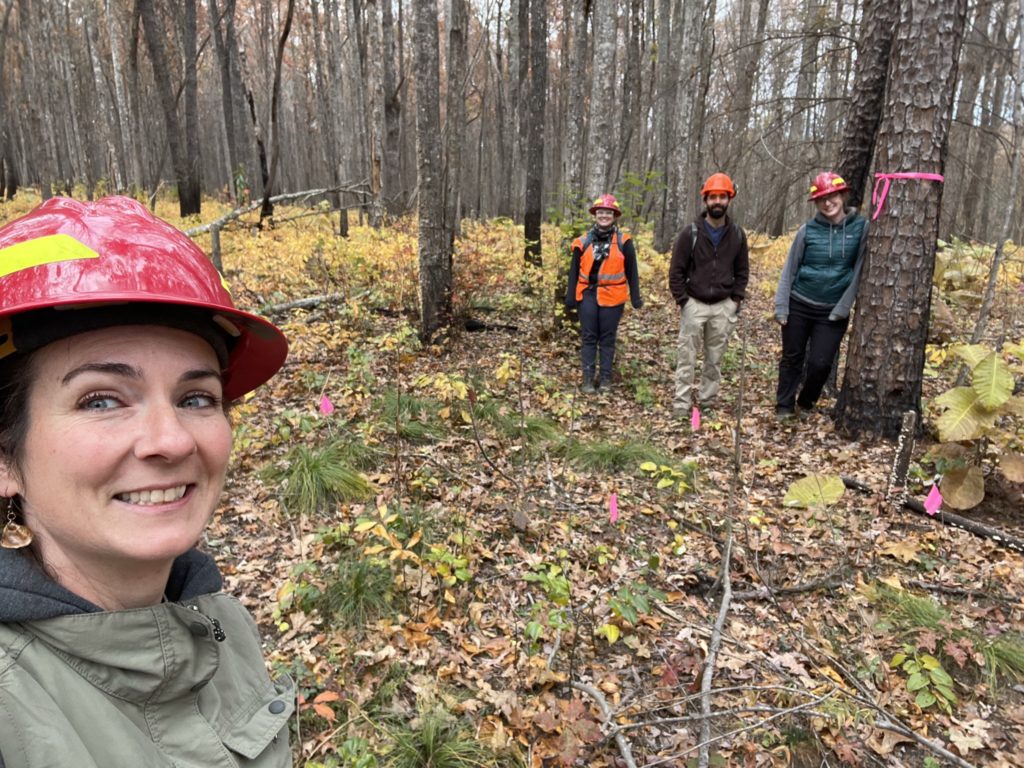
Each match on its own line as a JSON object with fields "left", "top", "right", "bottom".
{"left": 871, "top": 172, "right": 945, "bottom": 220}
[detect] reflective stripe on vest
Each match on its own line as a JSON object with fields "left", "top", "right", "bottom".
{"left": 574, "top": 231, "right": 630, "bottom": 306}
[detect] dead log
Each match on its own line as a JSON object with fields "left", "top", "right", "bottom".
{"left": 842, "top": 475, "right": 1024, "bottom": 554}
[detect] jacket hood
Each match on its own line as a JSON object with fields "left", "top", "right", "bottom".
{"left": 0, "top": 547, "right": 223, "bottom": 621}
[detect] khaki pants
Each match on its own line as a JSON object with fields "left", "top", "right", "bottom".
{"left": 673, "top": 297, "right": 738, "bottom": 411}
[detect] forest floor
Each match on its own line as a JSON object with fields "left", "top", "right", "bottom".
{"left": 6, "top": 195, "right": 1023, "bottom": 767}
{"left": 197, "top": 206, "right": 1024, "bottom": 768}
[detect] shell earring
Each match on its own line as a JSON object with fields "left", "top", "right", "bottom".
{"left": 1, "top": 497, "right": 33, "bottom": 549}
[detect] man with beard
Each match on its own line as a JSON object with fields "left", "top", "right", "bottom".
{"left": 668, "top": 172, "right": 749, "bottom": 419}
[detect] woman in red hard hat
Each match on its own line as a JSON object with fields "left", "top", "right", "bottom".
{"left": 0, "top": 197, "right": 293, "bottom": 766}
{"left": 565, "top": 194, "right": 642, "bottom": 393}
{"left": 773, "top": 172, "right": 868, "bottom": 420}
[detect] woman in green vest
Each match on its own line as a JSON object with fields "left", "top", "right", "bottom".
{"left": 0, "top": 197, "right": 293, "bottom": 767}
{"left": 773, "top": 172, "right": 868, "bottom": 419}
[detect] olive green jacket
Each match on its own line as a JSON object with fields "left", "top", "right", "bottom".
{"left": 0, "top": 552, "right": 294, "bottom": 767}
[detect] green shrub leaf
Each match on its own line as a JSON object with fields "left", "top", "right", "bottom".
{"left": 906, "top": 671, "right": 929, "bottom": 691}
{"left": 933, "top": 387, "right": 990, "bottom": 442}
{"left": 783, "top": 474, "right": 845, "bottom": 508}
{"left": 952, "top": 343, "right": 991, "bottom": 368}
{"left": 971, "top": 352, "right": 1014, "bottom": 409}
{"left": 915, "top": 690, "right": 937, "bottom": 708}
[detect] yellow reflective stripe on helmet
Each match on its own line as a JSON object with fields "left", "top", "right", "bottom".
{"left": 0, "top": 234, "right": 99, "bottom": 278}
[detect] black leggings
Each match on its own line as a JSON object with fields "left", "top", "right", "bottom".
{"left": 776, "top": 298, "right": 848, "bottom": 410}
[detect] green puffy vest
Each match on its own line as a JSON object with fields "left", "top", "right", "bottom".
{"left": 790, "top": 213, "right": 866, "bottom": 307}
{"left": 0, "top": 593, "right": 294, "bottom": 767}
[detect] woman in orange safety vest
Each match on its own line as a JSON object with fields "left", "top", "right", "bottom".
{"left": 565, "top": 194, "right": 642, "bottom": 393}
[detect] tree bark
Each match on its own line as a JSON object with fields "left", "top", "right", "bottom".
{"left": 138, "top": 0, "right": 198, "bottom": 216}
{"left": 414, "top": 0, "right": 451, "bottom": 339}
{"left": 561, "top": 0, "right": 589, "bottom": 216}
{"left": 835, "top": 0, "right": 968, "bottom": 439}
{"left": 523, "top": 0, "right": 547, "bottom": 266}
{"left": 181, "top": 0, "right": 202, "bottom": 214}
{"left": 258, "top": 0, "right": 296, "bottom": 223}
{"left": 836, "top": 0, "right": 898, "bottom": 210}
{"left": 381, "top": 0, "right": 402, "bottom": 216}
{"left": 444, "top": 0, "right": 469, "bottom": 242}
{"left": 584, "top": 0, "right": 617, "bottom": 197}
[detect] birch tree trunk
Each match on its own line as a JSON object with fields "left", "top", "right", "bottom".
{"left": 653, "top": 0, "right": 679, "bottom": 251}
{"left": 414, "top": 0, "right": 451, "bottom": 338}
{"left": 666, "top": 1, "right": 703, "bottom": 229}
{"left": 584, "top": 0, "right": 617, "bottom": 197}
{"left": 835, "top": 0, "right": 968, "bottom": 439}
{"left": 366, "top": 0, "right": 387, "bottom": 227}
{"left": 561, "top": 0, "right": 589, "bottom": 215}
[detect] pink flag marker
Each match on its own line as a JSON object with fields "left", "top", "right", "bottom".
{"left": 691, "top": 406, "right": 701, "bottom": 431}
{"left": 924, "top": 484, "right": 943, "bottom": 516}
{"left": 319, "top": 394, "right": 335, "bottom": 415}
{"left": 609, "top": 493, "right": 619, "bottom": 524}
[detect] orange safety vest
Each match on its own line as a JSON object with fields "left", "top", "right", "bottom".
{"left": 573, "top": 229, "right": 631, "bottom": 306}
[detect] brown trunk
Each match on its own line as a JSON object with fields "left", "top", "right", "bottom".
{"left": 523, "top": 0, "right": 547, "bottom": 266}
{"left": 836, "top": 0, "right": 898, "bottom": 210}
{"left": 835, "top": 0, "right": 968, "bottom": 439}
{"left": 413, "top": 0, "right": 450, "bottom": 338}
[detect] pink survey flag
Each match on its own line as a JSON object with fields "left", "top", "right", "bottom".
{"left": 609, "top": 493, "right": 619, "bottom": 524}
{"left": 924, "top": 484, "right": 943, "bottom": 516}
{"left": 319, "top": 394, "right": 335, "bottom": 415}
{"left": 691, "top": 406, "right": 701, "bottom": 431}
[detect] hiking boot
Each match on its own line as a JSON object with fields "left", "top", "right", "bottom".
{"left": 797, "top": 404, "right": 815, "bottom": 420}
{"left": 598, "top": 378, "right": 613, "bottom": 392}
{"left": 775, "top": 407, "right": 796, "bottom": 422}
{"left": 581, "top": 379, "right": 597, "bottom": 394}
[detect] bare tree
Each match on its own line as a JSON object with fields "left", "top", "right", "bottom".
{"left": 836, "top": 0, "right": 969, "bottom": 438}
{"left": 257, "top": 0, "right": 296, "bottom": 223}
{"left": 414, "top": 0, "right": 451, "bottom": 338}
{"left": 523, "top": 0, "right": 546, "bottom": 265}
{"left": 445, "top": 0, "right": 469, "bottom": 241}
{"left": 138, "top": 0, "right": 200, "bottom": 215}
{"left": 584, "top": 0, "right": 617, "bottom": 196}
{"left": 835, "top": 0, "right": 898, "bottom": 210}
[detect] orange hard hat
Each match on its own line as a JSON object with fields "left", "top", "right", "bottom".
{"left": 808, "top": 172, "right": 850, "bottom": 201}
{"left": 0, "top": 196, "right": 288, "bottom": 399}
{"left": 700, "top": 173, "right": 736, "bottom": 199}
{"left": 588, "top": 194, "right": 622, "bottom": 216}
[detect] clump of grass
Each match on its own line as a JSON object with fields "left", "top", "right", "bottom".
{"left": 319, "top": 556, "right": 394, "bottom": 631}
{"left": 886, "top": 591, "right": 948, "bottom": 631}
{"left": 263, "top": 437, "right": 373, "bottom": 516}
{"left": 565, "top": 438, "right": 671, "bottom": 472}
{"left": 981, "top": 634, "right": 1024, "bottom": 684}
{"left": 378, "top": 389, "right": 445, "bottom": 442}
{"left": 386, "top": 706, "right": 501, "bottom": 768}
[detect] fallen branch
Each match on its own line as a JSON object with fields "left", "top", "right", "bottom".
{"left": 570, "top": 681, "right": 638, "bottom": 768}
{"left": 699, "top": 527, "right": 733, "bottom": 768}
{"left": 874, "top": 718, "right": 978, "bottom": 768}
{"left": 842, "top": 475, "right": 1024, "bottom": 553}
{"left": 731, "top": 575, "right": 846, "bottom": 601}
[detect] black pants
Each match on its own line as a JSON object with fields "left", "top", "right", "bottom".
{"left": 776, "top": 297, "right": 848, "bottom": 410}
{"left": 579, "top": 290, "right": 624, "bottom": 382}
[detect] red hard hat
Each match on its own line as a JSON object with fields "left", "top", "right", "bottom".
{"left": 0, "top": 196, "right": 287, "bottom": 399}
{"left": 700, "top": 173, "right": 736, "bottom": 199}
{"left": 588, "top": 194, "right": 622, "bottom": 216}
{"left": 808, "top": 172, "right": 850, "bottom": 201}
